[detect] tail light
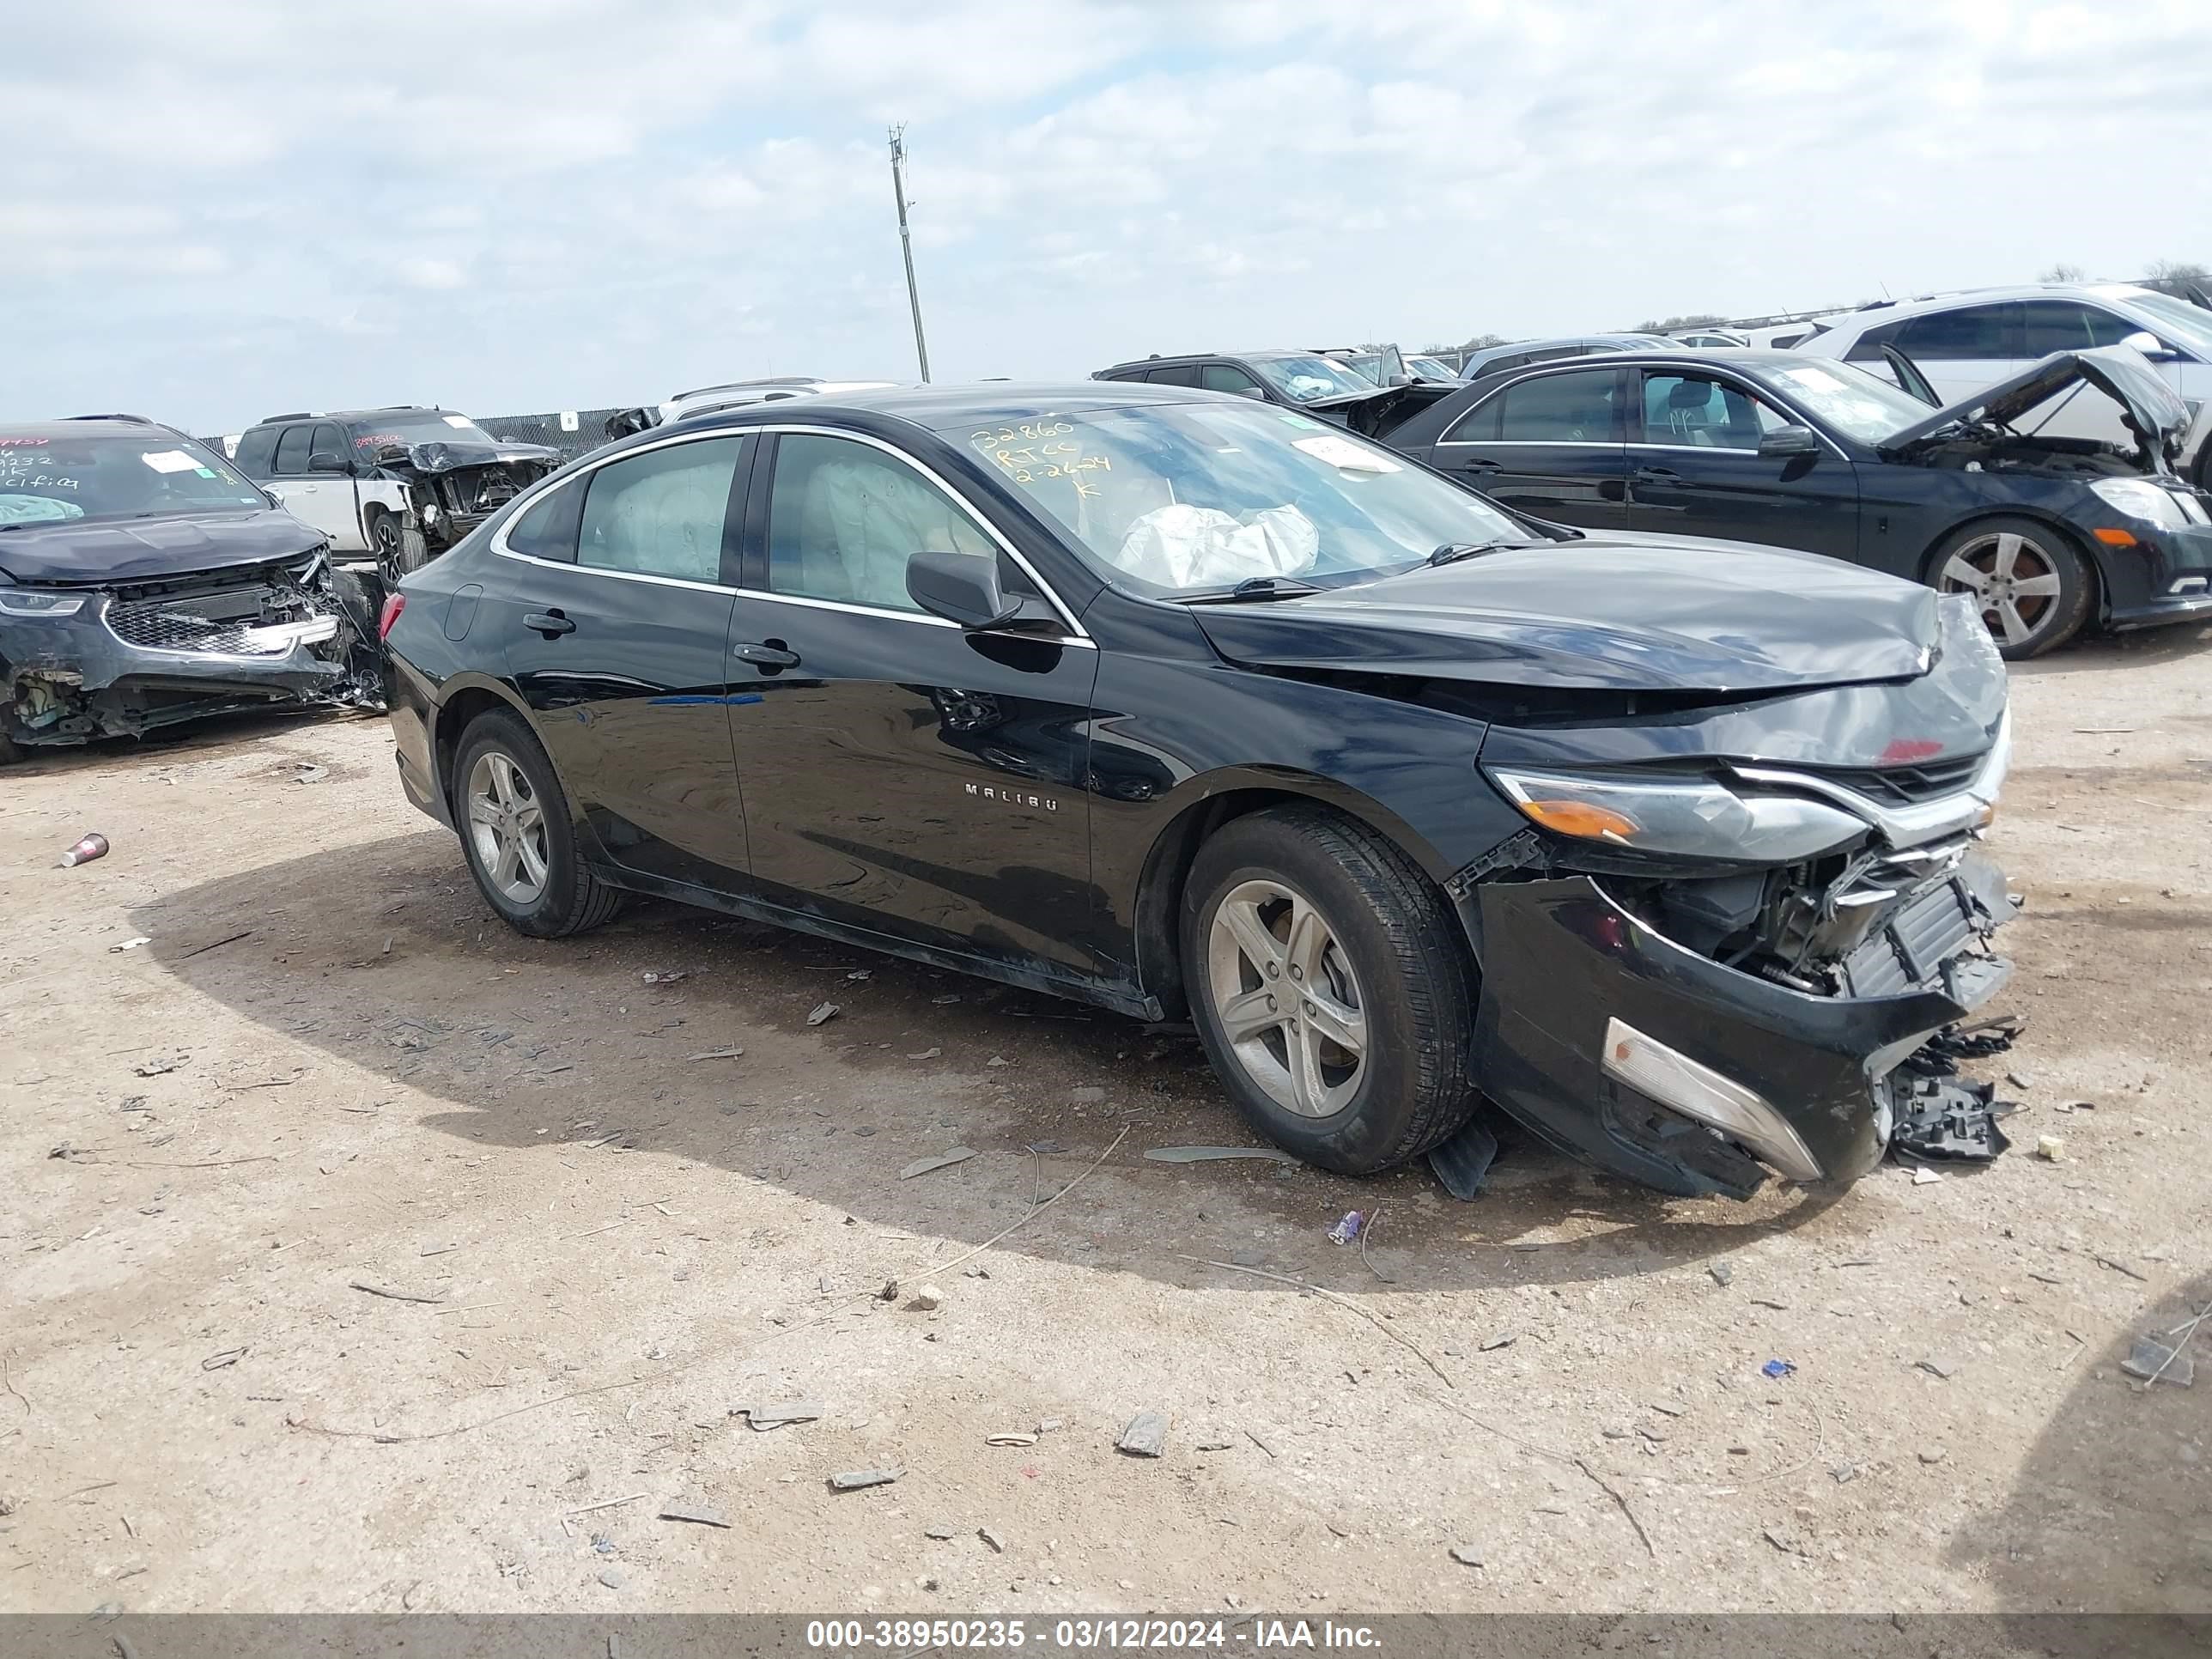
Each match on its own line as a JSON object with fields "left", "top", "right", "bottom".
{"left": 377, "top": 592, "right": 406, "bottom": 641}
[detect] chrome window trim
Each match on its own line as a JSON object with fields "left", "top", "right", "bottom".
{"left": 1432, "top": 438, "right": 1623, "bottom": 449}
{"left": 492, "top": 422, "right": 1093, "bottom": 647}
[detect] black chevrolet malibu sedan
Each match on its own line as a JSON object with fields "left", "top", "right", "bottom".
{"left": 382, "top": 384, "right": 2015, "bottom": 1199}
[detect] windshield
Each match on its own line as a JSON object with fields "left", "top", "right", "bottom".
{"left": 2122, "top": 292, "right": 2212, "bottom": 359}
{"left": 1765, "top": 361, "right": 1942, "bottom": 443}
{"left": 0, "top": 433, "right": 268, "bottom": 527}
{"left": 350, "top": 412, "right": 493, "bottom": 453}
{"left": 959, "top": 402, "right": 1528, "bottom": 597}
{"left": 1247, "top": 355, "right": 1382, "bottom": 404}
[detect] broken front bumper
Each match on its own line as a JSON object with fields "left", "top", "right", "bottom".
{"left": 1468, "top": 862, "right": 2012, "bottom": 1199}
{"left": 0, "top": 580, "right": 373, "bottom": 747}
{"left": 2102, "top": 520, "right": 2212, "bottom": 631}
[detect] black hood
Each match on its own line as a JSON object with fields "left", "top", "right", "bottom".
{"left": 1882, "top": 346, "right": 2189, "bottom": 465}
{"left": 377, "top": 440, "right": 560, "bottom": 473}
{"left": 0, "top": 507, "right": 323, "bottom": 585}
{"left": 1191, "top": 538, "right": 1942, "bottom": 693}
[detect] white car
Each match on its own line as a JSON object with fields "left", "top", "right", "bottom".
{"left": 1801, "top": 285, "right": 2212, "bottom": 486}
{"left": 605, "top": 378, "right": 900, "bottom": 441}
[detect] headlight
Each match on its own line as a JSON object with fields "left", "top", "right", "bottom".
{"left": 2089, "top": 477, "right": 2192, "bottom": 530}
{"left": 0, "top": 589, "right": 87, "bottom": 618}
{"left": 1487, "top": 766, "right": 1869, "bottom": 864}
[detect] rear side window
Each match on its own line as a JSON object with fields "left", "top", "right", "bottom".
{"left": 233, "top": 428, "right": 279, "bottom": 476}
{"left": 505, "top": 482, "right": 584, "bottom": 562}
{"left": 577, "top": 435, "right": 746, "bottom": 582}
{"left": 1146, "top": 364, "right": 1203, "bottom": 387}
{"left": 270, "top": 426, "right": 313, "bottom": 476}
{"left": 1895, "top": 303, "right": 2017, "bottom": 360}
{"left": 1844, "top": 321, "right": 1904, "bottom": 362}
{"left": 1486, "top": 368, "right": 1623, "bottom": 443}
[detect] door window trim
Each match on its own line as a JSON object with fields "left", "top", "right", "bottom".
{"left": 490, "top": 427, "right": 750, "bottom": 594}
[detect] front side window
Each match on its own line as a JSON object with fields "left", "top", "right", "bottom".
{"left": 309, "top": 423, "right": 347, "bottom": 472}
{"left": 1896, "top": 303, "right": 2017, "bottom": 359}
{"left": 0, "top": 431, "right": 270, "bottom": 526}
{"left": 2120, "top": 292, "right": 2212, "bottom": 359}
{"left": 1200, "top": 364, "right": 1265, "bottom": 397}
{"left": 766, "top": 434, "right": 996, "bottom": 614}
{"left": 1639, "top": 374, "right": 1790, "bottom": 450}
{"left": 270, "top": 426, "right": 313, "bottom": 475}
{"left": 952, "top": 400, "right": 1528, "bottom": 599}
{"left": 1765, "top": 361, "right": 1938, "bottom": 444}
{"left": 575, "top": 435, "right": 745, "bottom": 582}
{"left": 2021, "top": 301, "right": 2142, "bottom": 355}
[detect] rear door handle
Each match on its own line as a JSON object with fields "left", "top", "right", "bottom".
{"left": 732, "top": 639, "right": 800, "bottom": 670}
{"left": 1458, "top": 457, "right": 1504, "bottom": 473}
{"left": 523, "top": 611, "right": 575, "bottom": 637}
{"left": 1632, "top": 465, "right": 1683, "bottom": 483}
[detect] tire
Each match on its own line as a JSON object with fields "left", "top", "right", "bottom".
{"left": 368, "top": 508, "right": 428, "bottom": 583}
{"left": 0, "top": 729, "right": 20, "bottom": 767}
{"left": 1928, "top": 516, "right": 2093, "bottom": 660}
{"left": 451, "top": 708, "right": 623, "bottom": 939}
{"left": 1180, "top": 805, "right": 1480, "bottom": 1175}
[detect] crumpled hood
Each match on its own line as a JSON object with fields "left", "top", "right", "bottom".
{"left": 0, "top": 507, "right": 323, "bottom": 585}
{"left": 1883, "top": 345, "right": 2189, "bottom": 465}
{"left": 379, "top": 440, "right": 560, "bottom": 473}
{"left": 1191, "top": 537, "right": 1942, "bottom": 693}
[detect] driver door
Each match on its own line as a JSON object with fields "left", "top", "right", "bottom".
{"left": 723, "top": 429, "right": 1106, "bottom": 980}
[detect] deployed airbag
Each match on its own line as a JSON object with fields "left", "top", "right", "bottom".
{"left": 1108, "top": 503, "right": 1318, "bottom": 590}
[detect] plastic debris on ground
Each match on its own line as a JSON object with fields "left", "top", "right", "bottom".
{"left": 59, "top": 832, "right": 110, "bottom": 867}
{"left": 1142, "top": 1145, "right": 1298, "bottom": 1164}
{"left": 1762, "top": 1358, "right": 1796, "bottom": 1379}
{"left": 1327, "top": 1210, "right": 1364, "bottom": 1245}
{"left": 1427, "top": 1118, "right": 1498, "bottom": 1200}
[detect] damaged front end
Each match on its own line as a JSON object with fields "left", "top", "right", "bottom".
{"left": 1458, "top": 597, "right": 2018, "bottom": 1199}
{"left": 0, "top": 550, "right": 380, "bottom": 753}
{"left": 372, "top": 440, "right": 558, "bottom": 553}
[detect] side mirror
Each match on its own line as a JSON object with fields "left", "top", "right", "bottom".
{"left": 1757, "top": 424, "right": 1820, "bottom": 458}
{"left": 2121, "top": 329, "right": 2177, "bottom": 362}
{"left": 1231, "top": 383, "right": 1267, "bottom": 399}
{"left": 309, "top": 450, "right": 350, "bottom": 475}
{"left": 907, "top": 550, "right": 1023, "bottom": 629}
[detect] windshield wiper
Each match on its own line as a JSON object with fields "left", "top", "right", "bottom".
{"left": 1425, "top": 538, "right": 1538, "bottom": 567}
{"left": 1184, "top": 575, "right": 1324, "bottom": 604}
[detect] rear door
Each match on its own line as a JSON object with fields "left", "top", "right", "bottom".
{"left": 1427, "top": 365, "right": 1630, "bottom": 529}
{"left": 1625, "top": 368, "right": 1861, "bottom": 560}
{"left": 722, "top": 428, "right": 1104, "bottom": 979}
{"left": 486, "top": 432, "right": 753, "bottom": 892}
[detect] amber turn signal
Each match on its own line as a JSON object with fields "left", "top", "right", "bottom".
{"left": 2093, "top": 526, "right": 2140, "bottom": 547}
{"left": 1516, "top": 799, "right": 1639, "bottom": 841}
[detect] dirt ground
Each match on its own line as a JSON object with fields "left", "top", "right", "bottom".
{"left": 2, "top": 629, "right": 2208, "bottom": 1618}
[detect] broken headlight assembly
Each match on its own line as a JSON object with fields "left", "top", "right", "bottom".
{"left": 0, "top": 587, "right": 88, "bottom": 618}
{"left": 1486, "top": 765, "right": 1869, "bottom": 866}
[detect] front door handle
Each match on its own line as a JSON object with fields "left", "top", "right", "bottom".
{"left": 1632, "top": 465, "right": 1683, "bottom": 483}
{"left": 1458, "top": 457, "right": 1504, "bottom": 473}
{"left": 732, "top": 639, "right": 800, "bottom": 670}
{"left": 523, "top": 610, "right": 576, "bottom": 638}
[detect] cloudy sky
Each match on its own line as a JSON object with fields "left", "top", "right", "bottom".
{"left": 8, "top": 0, "right": 2209, "bottom": 433}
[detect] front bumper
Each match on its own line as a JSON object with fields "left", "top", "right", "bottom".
{"left": 2100, "top": 519, "right": 2212, "bottom": 631}
{"left": 1468, "top": 864, "right": 2012, "bottom": 1199}
{"left": 0, "top": 582, "right": 372, "bottom": 746}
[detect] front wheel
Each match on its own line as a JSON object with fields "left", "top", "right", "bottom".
{"left": 1930, "top": 517, "right": 2092, "bottom": 659}
{"left": 1181, "top": 805, "right": 1481, "bottom": 1175}
{"left": 452, "top": 709, "right": 623, "bottom": 938}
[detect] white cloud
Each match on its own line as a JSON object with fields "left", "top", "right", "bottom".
{"left": 1, "top": 0, "right": 2207, "bottom": 428}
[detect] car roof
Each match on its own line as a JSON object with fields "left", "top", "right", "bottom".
{"left": 1824, "top": 283, "right": 2160, "bottom": 332}
{"left": 653, "top": 380, "right": 1223, "bottom": 438}
{"left": 1098, "top": 349, "right": 1320, "bottom": 373}
{"left": 0, "top": 416, "right": 183, "bottom": 441}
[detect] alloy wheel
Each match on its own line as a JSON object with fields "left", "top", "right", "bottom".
{"left": 1205, "top": 878, "right": 1369, "bottom": 1119}
{"left": 466, "top": 750, "right": 550, "bottom": 904}
{"left": 1938, "top": 531, "right": 2063, "bottom": 648}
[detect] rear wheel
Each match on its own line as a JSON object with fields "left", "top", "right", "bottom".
{"left": 1930, "top": 517, "right": 2092, "bottom": 659}
{"left": 1181, "top": 805, "right": 1480, "bottom": 1175}
{"left": 452, "top": 708, "right": 623, "bottom": 938}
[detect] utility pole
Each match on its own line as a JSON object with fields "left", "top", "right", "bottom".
{"left": 888, "top": 125, "right": 931, "bottom": 382}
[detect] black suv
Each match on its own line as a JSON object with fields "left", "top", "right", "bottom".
{"left": 232, "top": 407, "right": 557, "bottom": 573}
